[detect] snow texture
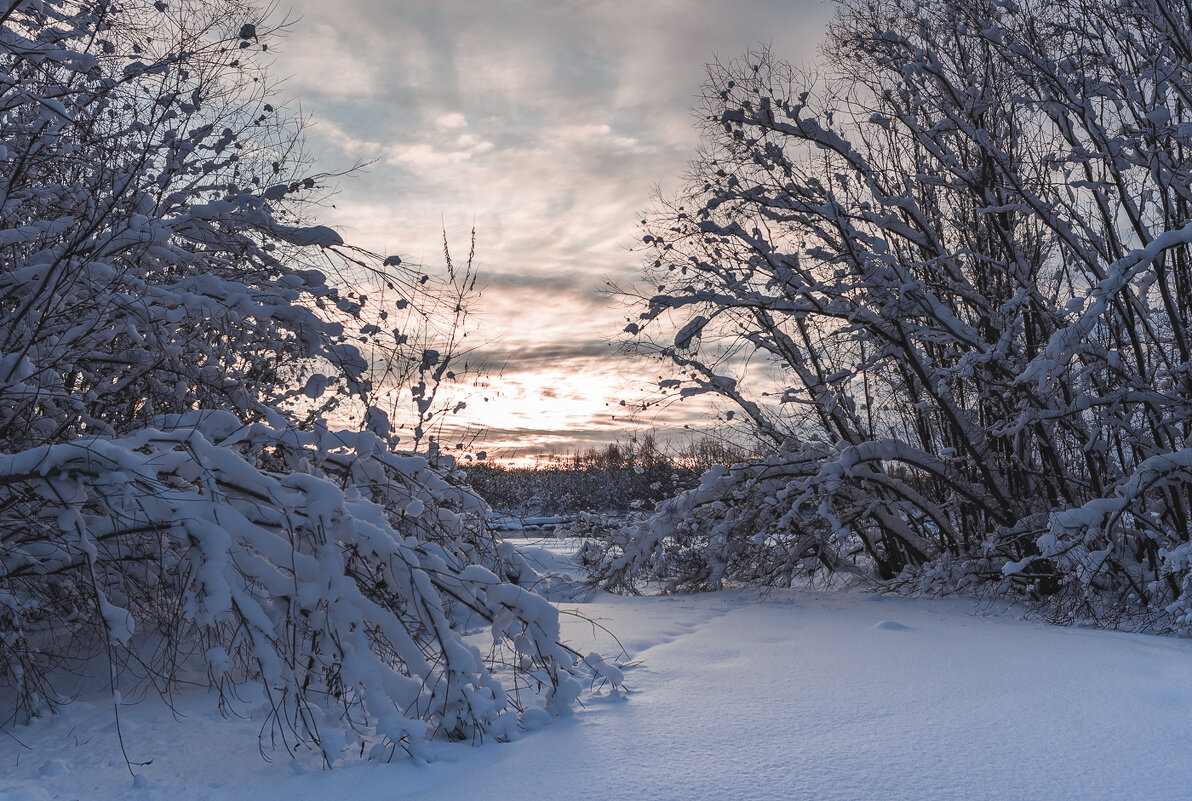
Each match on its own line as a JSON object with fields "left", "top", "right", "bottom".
{"left": 4, "top": 540, "right": 1192, "bottom": 801}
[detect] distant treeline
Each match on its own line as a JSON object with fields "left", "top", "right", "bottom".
{"left": 464, "top": 435, "right": 750, "bottom": 515}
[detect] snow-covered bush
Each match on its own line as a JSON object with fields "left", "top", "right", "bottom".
{"left": 593, "top": 0, "right": 1192, "bottom": 630}
{"left": 586, "top": 445, "right": 867, "bottom": 594}
{"left": 0, "top": 412, "right": 582, "bottom": 757}
{"left": 0, "top": 0, "right": 593, "bottom": 758}
{"left": 0, "top": 0, "right": 366, "bottom": 446}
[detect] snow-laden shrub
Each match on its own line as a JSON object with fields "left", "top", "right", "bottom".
{"left": 0, "top": 0, "right": 601, "bottom": 758}
{"left": 0, "top": 0, "right": 368, "bottom": 448}
{"left": 595, "top": 0, "right": 1192, "bottom": 631}
{"left": 585, "top": 443, "right": 915, "bottom": 594}
{"left": 0, "top": 411, "right": 583, "bottom": 759}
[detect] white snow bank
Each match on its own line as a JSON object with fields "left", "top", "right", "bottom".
{"left": 4, "top": 540, "right": 1192, "bottom": 801}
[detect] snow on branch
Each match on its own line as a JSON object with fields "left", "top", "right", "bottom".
{"left": 0, "top": 412, "right": 588, "bottom": 758}
{"left": 0, "top": 0, "right": 604, "bottom": 760}
{"left": 594, "top": 0, "right": 1192, "bottom": 631}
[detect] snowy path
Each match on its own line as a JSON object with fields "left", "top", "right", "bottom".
{"left": 5, "top": 542, "right": 1192, "bottom": 800}
{"left": 400, "top": 590, "right": 1192, "bottom": 801}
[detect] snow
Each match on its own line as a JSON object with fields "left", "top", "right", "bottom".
{"left": 489, "top": 515, "right": 575, "bottom": 532}
{"left": 5, "top": 539, "right": 1192, "bottom": 801}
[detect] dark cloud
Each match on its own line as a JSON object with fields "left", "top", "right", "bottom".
{"left": 475, "top": 341, "right": 619, "bottom": 371}
{"left": 479, "top": 267, "right": 602, "bottom": 294}
{"left": 444, "top": 423, "right": 645, "bottom": 459}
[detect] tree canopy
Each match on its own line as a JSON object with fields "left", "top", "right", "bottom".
{"left": 0, "top": 0, "right": 601, "bottom": 762}
{"left": 593, "top": 0, "right": 1192, "bottom": 632}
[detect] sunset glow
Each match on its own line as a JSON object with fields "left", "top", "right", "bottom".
{"left": 270, "top": 0, "right": 831, "bottom": 456}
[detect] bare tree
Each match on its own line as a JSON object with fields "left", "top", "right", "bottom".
{"left": 350, "top": 228, "right": 491, "bottom": 459}
{"left": 0, "top": 0, "right": 604, "bottom": 763}
{"left": 593, "top": 0, "right": 1192, "bottom": 630}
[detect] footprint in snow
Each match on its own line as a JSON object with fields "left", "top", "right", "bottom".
{"left": 873, "top": 620, "right": 910, "bottom": 631}
{"left": 37, "top": 759, "right": 70, "bottom": 778}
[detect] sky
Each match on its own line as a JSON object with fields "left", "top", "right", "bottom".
{"left": 269, "top": 0, "right": 834, "bottom": 462}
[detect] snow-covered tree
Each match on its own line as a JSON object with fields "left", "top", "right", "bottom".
{"left": 593, "top": 0, "right": 1192, "bottom": 630}
{"left": 0, "top": 0, "right": 598, "bottom": 760}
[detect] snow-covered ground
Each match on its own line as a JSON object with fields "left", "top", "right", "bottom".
{"left": 5, "top": 539, "right": 1192, "bottom": 801}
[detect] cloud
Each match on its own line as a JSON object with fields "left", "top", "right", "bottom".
{"left": 275, "top": 21, "right": 386, "bottom": 100}
{"left": 475, "top": 341, "right": 619, "bottom": 372}
{"left": 437, "top": 422, "right": 649, "bottom": 459}
{"left": 436, "top": 112, "right": 468, "bottom": 130}
{"left": 268, "top": 0, "right": 833, "bottom": 453}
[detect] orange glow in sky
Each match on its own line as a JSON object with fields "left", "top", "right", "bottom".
{"left": 270, "top": 0, "right": 831, "bottom": 456}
